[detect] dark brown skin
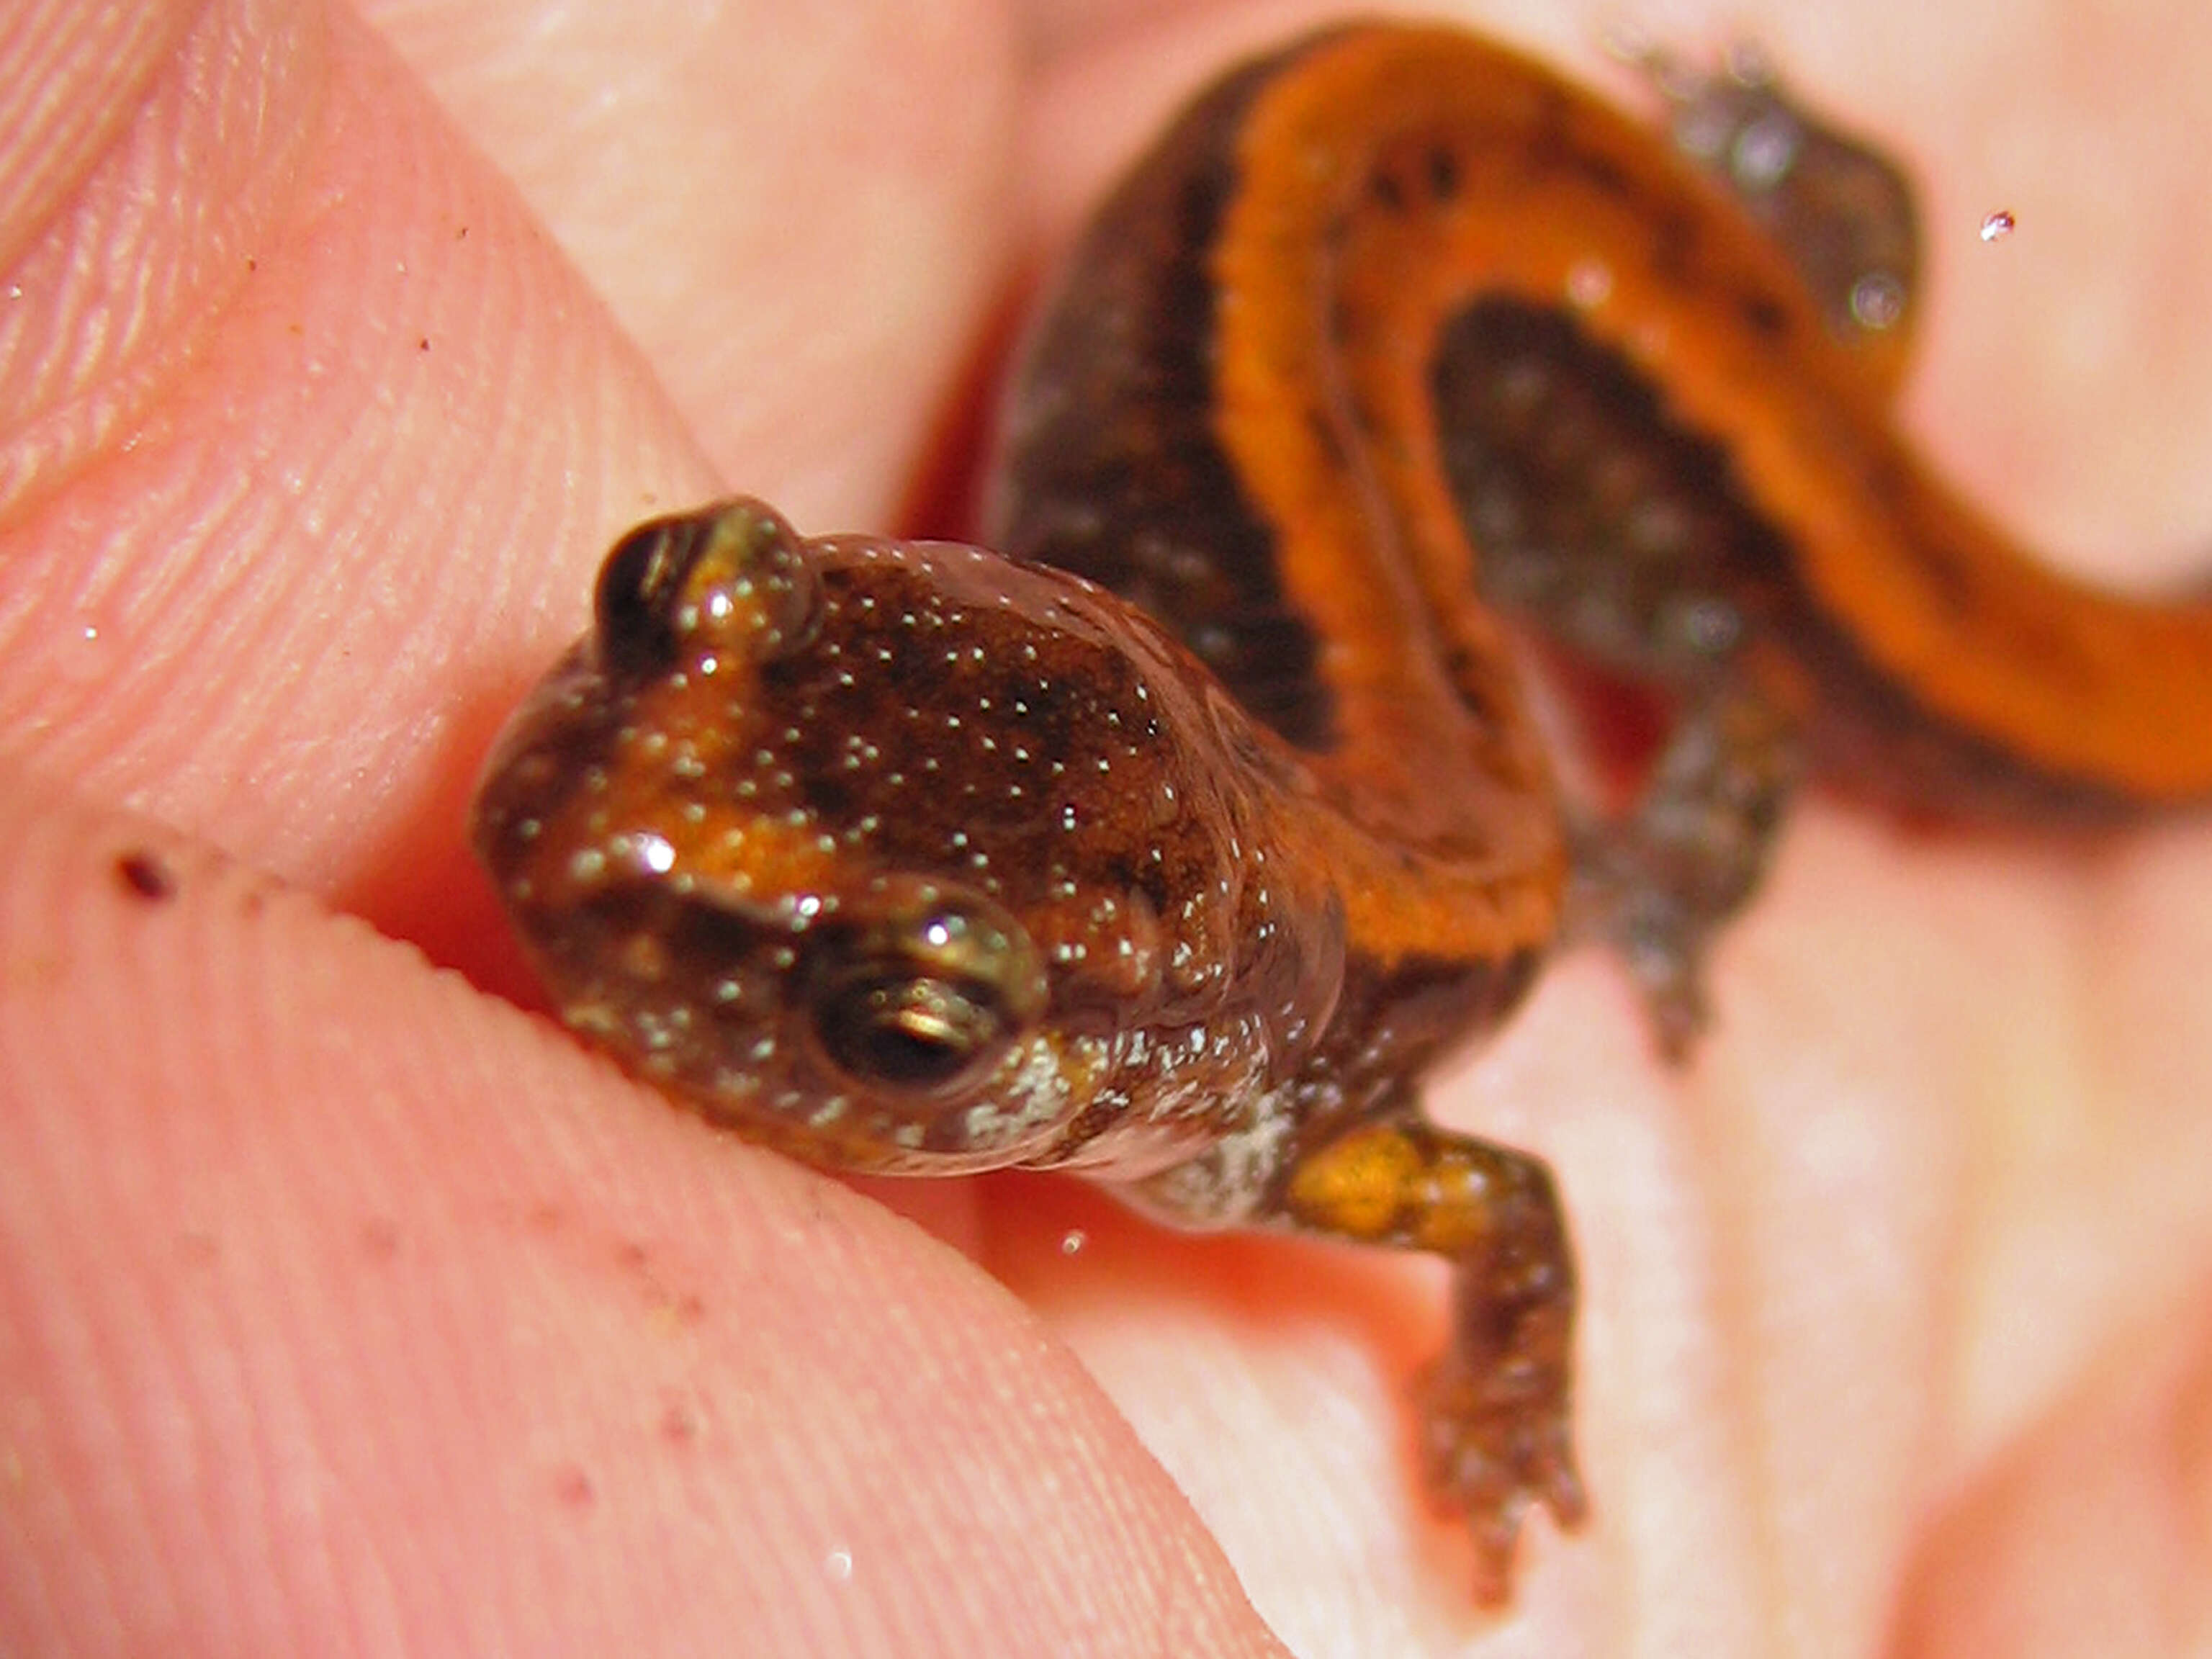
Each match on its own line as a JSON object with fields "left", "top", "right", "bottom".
{"left": 472, "top": 23, "right": 2212, "bottom": 1606}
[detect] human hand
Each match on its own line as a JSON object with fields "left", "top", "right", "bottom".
{"left": 4, "top": 1, "right": 2209, "bottom": 1654}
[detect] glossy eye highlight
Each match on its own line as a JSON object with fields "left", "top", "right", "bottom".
{"left": 592, "top": 499, "right": 822, "bottom": 680}
{"left": 802, "top": 890, "right": 1047, "bottom": 1097}
{"left": 593, "top": 509, "right": 718, "bottom": 677}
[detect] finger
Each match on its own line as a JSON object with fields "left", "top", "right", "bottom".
{"left": 0, "top": 0, "right": 712, "bottom": 967}
{"left": 0, "top": 767, "right": 1292, "bottom": 1659}
{"left": 359, "top": 0, "right": 1021, "bottom": 526}
{"left": 1894, "top": 1308, "right": 2212, "bottom": 1658}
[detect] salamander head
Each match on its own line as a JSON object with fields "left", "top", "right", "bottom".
{"left": 472, "top": 500, "right": 1336, "bottom": 1172}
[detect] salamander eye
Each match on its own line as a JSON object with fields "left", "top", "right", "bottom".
{"left": 591, "top": 498, "right": 817, "bottom": 679}
{"left": 803, "top": 891, "right": 1048, "bottom": 1097}
{"left": 594, "top": 509, "right": 721, "bottom": 676}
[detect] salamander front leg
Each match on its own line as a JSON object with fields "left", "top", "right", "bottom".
{"left": 1279, "top": 1105, "right": 1583, "bottom": 1605}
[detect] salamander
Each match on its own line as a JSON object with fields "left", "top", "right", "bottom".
{"left": 469, "top": 23, "right": 2212, "bottom": 1604}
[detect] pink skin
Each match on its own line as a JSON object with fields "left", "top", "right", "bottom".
{"left": 4, "top": 0, "right": 2211, "bottom": 1653}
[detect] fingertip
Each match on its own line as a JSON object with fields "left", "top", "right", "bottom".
{"left": 0, "top": 0, "right": 714, "bottom": 907}
{"left": 0, "top": 769, "right": 1290, "bottom": 1658}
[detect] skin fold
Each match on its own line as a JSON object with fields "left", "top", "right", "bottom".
{"left": 1, "top": 0, "right": 2209, "bottom": 1655}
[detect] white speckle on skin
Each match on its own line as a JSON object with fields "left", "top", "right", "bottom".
{"left": 1128, "top": 1087, "right": 1298, "bottom": 1225}
{"left": 950, "top": 1036, "right": 1083, "bottom": 1156}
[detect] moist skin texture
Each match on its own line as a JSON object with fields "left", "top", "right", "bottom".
{"left": 472, "top": 24, "right": 2212, "bottom": 1605}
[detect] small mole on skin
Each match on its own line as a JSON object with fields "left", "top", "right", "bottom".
{"left": 552, "top": 1465, "right": 597, "bottom": 1509}
{"left": 670, "top": 1292, "right": 708, "bottom": 1325}
{"left": 114, "top": 848, "right": 176, "bottom": 903}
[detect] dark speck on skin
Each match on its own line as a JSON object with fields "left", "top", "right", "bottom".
{"left": 114, "top": 848, "right": 176, "bottom": 902}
